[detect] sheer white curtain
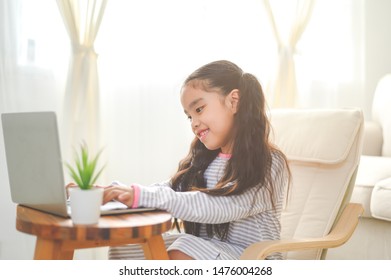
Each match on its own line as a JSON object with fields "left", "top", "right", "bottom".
{"left": 0, "top": 0, "right": 69, "bottom": 259}
{"left": 295, "top": 0, "right": 365, "bottom": 112}
{"left": 56, "top": 0, "right": 107, "bottom": 160}
{"left": 264, "top": 0, "right": 315, "bottom": 108}
{"left": 0, "top": 0, "right": 24, "bottom": 260}
{"left": 0, "top": 0, "right": 18, "bottom": 113}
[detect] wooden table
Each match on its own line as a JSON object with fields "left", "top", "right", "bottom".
{"left": 16, "top": 205, "right": 172, "bottom": 260}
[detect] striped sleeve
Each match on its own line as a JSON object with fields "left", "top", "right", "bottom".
{"left": 137, "top": 153, "right": 288, "bottom": 224}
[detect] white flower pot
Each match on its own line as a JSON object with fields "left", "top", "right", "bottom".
{"left": 69, "top": 187, "right": 103, "bottom": 225}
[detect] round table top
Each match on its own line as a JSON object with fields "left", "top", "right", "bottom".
{"left": 16, "top": 205, "right": 172, "bottom": 241}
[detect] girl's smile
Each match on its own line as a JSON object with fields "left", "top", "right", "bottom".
{"left": 181, "top": 83, "right": 239, "bottom": 154}
{"left": 196, "top": 128, "right": 209, "bottom": 141}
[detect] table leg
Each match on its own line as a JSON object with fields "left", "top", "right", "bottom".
{"left": 142, "top": 235, "right": 169, "bottom": 260}
{"left": 34, "top": 238, "right": 74, "bottom": 260}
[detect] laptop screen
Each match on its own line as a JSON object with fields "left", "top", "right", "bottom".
{"left": 2, "top": 112, "right": 69, "bottom": 217}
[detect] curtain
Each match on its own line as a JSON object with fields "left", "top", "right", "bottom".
{"left": 0, "top": 0, "right": 70, "bottom": 259}
{"left": 264, "top": 0, "right": 315, "bottom": 108}
{"left": 56, "top": 0, "right": 107, "bottom": 160}
{"left": 0, "top": 0, "right": 18, "bottom": 113}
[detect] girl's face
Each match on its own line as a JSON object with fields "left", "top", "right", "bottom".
{"left": 181, "top": 83, "right": 239, "bottom": 154}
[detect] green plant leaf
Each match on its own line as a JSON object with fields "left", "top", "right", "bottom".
{"left": 65, "top": 162, "right": 83, "bottom": 188}
{"left": 90, "top": 164, "right": 105, "bottom": 187}
{"left": 65, "top": 142, "right": 105, "bottom": 190}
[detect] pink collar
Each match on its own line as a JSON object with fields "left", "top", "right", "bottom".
{"left": 218, "top": 152, "right": 232, "bottom": 159}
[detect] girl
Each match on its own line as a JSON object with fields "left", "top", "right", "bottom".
{"left": 103, "top": 60, "right": 290, "bottom": 260}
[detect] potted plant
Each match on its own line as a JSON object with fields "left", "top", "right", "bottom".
{"left": 65, "top": 142, "right": 105, "bottom": 225}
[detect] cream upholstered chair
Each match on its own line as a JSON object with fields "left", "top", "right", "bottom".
{"left": 241, "top": 108, "right": 364, "bottom": 260}
{"left": 327, "top": 74, "right": 391, "bottom": 259}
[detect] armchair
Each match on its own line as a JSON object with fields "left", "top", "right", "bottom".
{"left": 327, "top": 74, "right": 391, "bottom": 259}
{"left": 241, "top": 108, "right": 364, "bottom": 260}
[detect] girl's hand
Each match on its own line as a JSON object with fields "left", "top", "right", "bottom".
{"left": 102, "top": 184, "right": 135, "bottom": 208}
{"left": 65, "top": 182, "right": 78, "bottom": 199}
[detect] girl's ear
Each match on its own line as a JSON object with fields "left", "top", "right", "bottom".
{"left": 227, "top": 89, "right": 240, "bottom": 114}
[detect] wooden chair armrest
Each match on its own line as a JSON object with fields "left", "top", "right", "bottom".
{"left": 240, "top": 203, "right": 364, "bottom": 260}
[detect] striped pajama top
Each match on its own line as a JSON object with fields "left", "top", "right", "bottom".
{"left": 109, "top": 151, "right": 288, "bottom": 260}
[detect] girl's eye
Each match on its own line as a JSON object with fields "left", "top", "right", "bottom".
{"left": 187, "top": 115, "right": 192, "bottom": 121}
{"left": 196, "top": 106, "right": 204, "bottom": 113}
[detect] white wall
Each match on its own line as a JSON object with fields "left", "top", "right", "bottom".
{"left": 363, "top": 0, "right": 391, "bottom": 117}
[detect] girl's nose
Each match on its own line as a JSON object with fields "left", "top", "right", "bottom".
{"left": 191, "top": 117, "right": 200, "bottom": 130}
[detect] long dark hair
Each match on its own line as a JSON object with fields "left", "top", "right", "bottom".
{"left": 170, "top": 60, "right": 289, "bottom": 240}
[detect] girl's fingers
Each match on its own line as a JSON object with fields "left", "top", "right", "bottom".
{"left": 66, "top": 182, "right": 77, "bottom": 188}
{"left": 102, "top": 189, "right": 118, "bottom": 204}
{"left": 65, "top": 182, "right": 77, "bottom": 198}
{"left": 117, "top": 193, "right": 133, "bottom": 207}
{"left": 102, "top": 186, "right": 134, "bottom": 208}
{"left": 102, "top": 188, "right": 127, "bottom": 204}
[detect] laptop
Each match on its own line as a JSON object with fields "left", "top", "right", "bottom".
{"left": 1, "top": 111, "right": 154, "bottom": 217}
